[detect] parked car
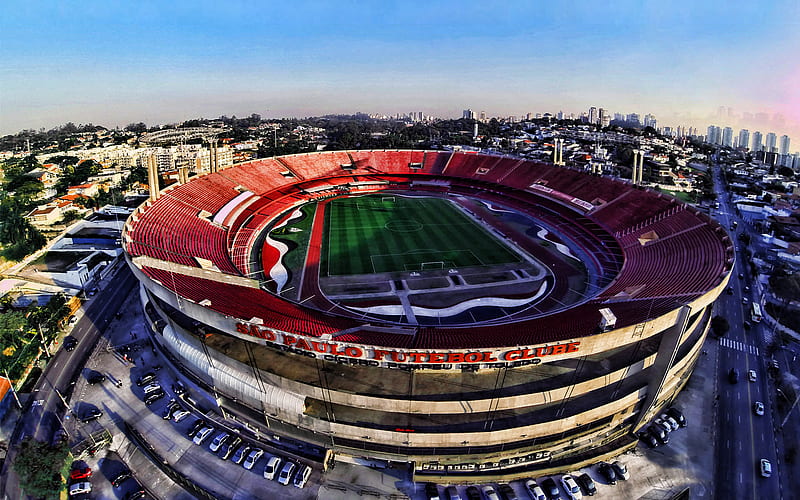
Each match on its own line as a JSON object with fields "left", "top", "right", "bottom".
{"left": 69, "top": 482, "right": 92, "bottom": 496}
{"left": 173, "top": 408, "right": 191, "bottom": 422}
{"left": 465, "top": 485, "right": 482, "bottom": 500}
{"left": 666, "top": 407, "right": 687, "bottom": 427}
{"left": 754, "top": 401, "right": 765, "bottom": 416}
{"left": 540, "top": 478, "right": 561, "bottom": 499}
{"left": 760, "top": 459, "right": 772, "bottom": 477}
{"left": 144, "top": 389, "right": 166, "bottom": 405}
{"left": 111, "top": 469, "right": 132, "bottom": 487}
{"left": 231, "top": 444, "right": 252, "bottom": 465}
{"left": 87, "top": 372, "right": 106, "bottom": 385}
{"left": 649, "top": 424, "right": 669, "bottom": 445}
{"left": 64, "top": 336, "right": 78, "bottom": 351}
{"left": 172, "top": 381, "right": 187, "bottom": 394}
{"left": 611, "top": 461, "right": 630, "bottom": 481}
{"left": 218, "top": 436, "right": 242, "bottom": 460}
{"left": 524, "top": 479, "right": 547, "bottom": 500}
{"left": 142, "top": 382, "right": 162, "bottom": 394}
{"left": 192, "top": 426, "right": 213, "bottom": 445}
{"left": 425, "top": 482, "right": 441, "bottom": 500}
{"left": 136, "top": 372, "right": 156, "bottom": 386}
{"left": 263, "top": 455, "right": 282, "bottom": 480}
{"left": 575, "top": 473, "right": 596, "bottom": 496}
{"left": 653, "top": 417, "right": 672, "bottom": 434}
{"left": 293, "top": 464, "right": 312, "bottom": 488}
{"left": 187, "top": 419, "right": 206, "bottom": 438}
{"left": 639, "top": 431, "right": 658, "bottom": 448}
{"left": 69, "top": 466, "right": 92, "bottom": 481}
{"left": 80, "top": 408, "right": 103, "bottom": 423}
{"left": 51, "top": 428, "right": 68, "bottom": 448}
{"left": 209, "top": 432, "right": 230, "bottom": 453}
{"left": 162, "top": 400, "right": 181, "bottom": 419}
{"left": 560, "top": 475, "right": 582, "bottom": 500}
{"left": 123, "top": 490, "right": 147, "bottom": 500}
{"left": 444, "top": 485, "right": 461, "bottom": 500}
{"left": 243, "top": 448, "right": 263, "bottom": 470}
{"left": 278, "top": 461, "right": 296, "bottom": 485}
{"left": 481, "top": 485, "right": 501, "bottom": 500}
{"left": 597, "top": 462, "right": 617, "bottom": 485}
{"left": 660, "top": 414, "right": 680, "bottom": 431}
{"left": 497, "top": 483, "right": 518, "bottom": 500}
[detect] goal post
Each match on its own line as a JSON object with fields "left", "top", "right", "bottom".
{"left": 420, "top": 261, "right": 445, "bottom": 270}
{"left": 381, "top": 196, "right": 396, "bottom": 203}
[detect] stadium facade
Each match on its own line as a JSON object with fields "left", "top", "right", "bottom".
{"left": 123, "top": 150, "right": 733, "bottom": 481}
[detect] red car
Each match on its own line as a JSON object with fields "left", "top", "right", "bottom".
{"left": 69, "top": 467, "right": 92, "bottom": 480}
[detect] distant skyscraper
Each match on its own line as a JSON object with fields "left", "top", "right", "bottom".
{"left": 738, "top": 129, "right": 750, "bottom": 150}
{"left": 627, "top": 113, "right": 641, "bottom": 127}
{"left": 588, "top": 107, "right": 598, "bottom": 125}
{"left": 779, "top": 135, "right": 790, "bottom": 155}
{"left": 765, "top": 132, "right": 777, "bottom": 152}
{"left": 752, "top": 131, "right": 763, "bottom": 152}
{"left": 599, "top": 108, "right": 610, "bottom": 127}
{"left": 706, "top": 125, "right": 722, "bottom": 145}
{"left": 643, "top": 114, "right": 657, "bottom": 128}
{"left": 479, "top": 111, "right": 486, "bottom": 121}
{"left": 722, "top": 127, "right": 733, "bottom": 147}
{"left": 614, "top": 113, "right": 624, "bottom": 122}
{"left": 463, "top": 109, "right": 475, "bottom": 120}
{"left": 556, "top": 111, "right": 564, "bottom": 120}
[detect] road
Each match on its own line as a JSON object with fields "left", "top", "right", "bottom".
{"left": 0, "top": 262, "right": 136, "bottom": 499}
{"left": 711, "top": 165, "right": 782, "bottom": 499}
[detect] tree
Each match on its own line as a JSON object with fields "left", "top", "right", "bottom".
{"left": 770, "top": 272, "right": 800, "bottom": 304}
{"left": 13, "top": 437, "right": 68, "bottom": 499}
{"left": 710, "top": 315, "right": 730, "bottom": 337}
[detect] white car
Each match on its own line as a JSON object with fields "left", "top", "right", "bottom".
{"left": 560, "top": 474, "right": 583, "bottom": 500}
{"left": 69, "top": 482, "right": 92, "bottom": 496}
{"left": 209, "top": 432, "right": 230, "bottom": 452}
{"left": 748, "top": 370, "right": 757, "bottom": 382}
{"left": 173, "top": 408, "right": 191, "bottom": 422}
{"left": 243, "top": 448, "right": 263, "bottom": 470}
{"left": 192, "top": 426, "right": 213, "bottom": 445}
{"left": 653, "top": 417, "right": 672, "bottom": 434}
{"left": 524, "top": 479, "right": 547, "bottom": 500}
{"left": 263, "top": 455, "right": 282, "bottom": 480}
{"left": 481, "top": 485, "right": 500, "bottom": 500}
{"left": 293, "top": 464, "right": 311, "bottom": 488}
{"left": 754, "top": 401, "right": 765, "bottom": 416}
{"left": 760, "top": 458, "right": 772, "bottom": 477}
{"left": 278, "top": 461, "right": 296, "bottom": 485}
{"left": 142, "top": 382, "right": 161, "bottom": 394}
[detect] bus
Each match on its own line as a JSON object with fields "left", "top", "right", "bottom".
{"left": 751, "top": 303, "right": 762, "bottom": 323}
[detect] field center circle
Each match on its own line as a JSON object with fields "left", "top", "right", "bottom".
{"left": 385, "top": 219, "right": 423, "bottom": 232}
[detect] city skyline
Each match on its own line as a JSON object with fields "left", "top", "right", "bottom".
{"left": 1, "top": 0, "right": 799, "bottom": 142}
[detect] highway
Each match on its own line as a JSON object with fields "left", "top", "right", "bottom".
{"left": 0, "top": 262, "right": 136, "bottom": 500}
{"left": 711, "top": 165, "right": 782, "bottom": 499}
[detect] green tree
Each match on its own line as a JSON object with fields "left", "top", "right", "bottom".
{"left": 769, "top": 272, "right": 800, "bottom": 304}
{"left": 13, "top": 437, "right": 68, "bottom": 499}
{"left": 710, "top": 315, "right": 730, "bottom": 337}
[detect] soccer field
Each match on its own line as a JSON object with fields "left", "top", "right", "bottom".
{"left": 321, "top": 195, "right": 522, "bottom": 276}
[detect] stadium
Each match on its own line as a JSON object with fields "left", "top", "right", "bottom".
{"left": 122, "top": 150, "right": 733, "bottom": 481}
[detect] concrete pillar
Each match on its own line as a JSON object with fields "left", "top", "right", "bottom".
{"left": 632, "top": 150, "right": 641, "bottom": 185}
{"left": 147, "top": 154, "right": 159, "bottom": 201}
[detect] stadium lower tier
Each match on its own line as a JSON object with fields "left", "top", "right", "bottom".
{"left": 134, "top": 264, "right": 721, "bottom": 482}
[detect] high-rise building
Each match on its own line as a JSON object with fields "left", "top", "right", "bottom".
{"left": 779, "top": 135, "right": 791, "bottom": 155}
{"left": 627, "top": 113, "right": 641, "bottom": 127}
{"left": 614, "top": 113, "right": 624, "bottom": 122}
{"left": 479, "top": 111, "right": 486, "bottom": 121}
{"left": 643, "top": 114, "right": 657, "bottom": 128}
{"left": 752, "top": 131, "right": 763, "bottom": 152}
{"left": 599, "top": 108, "right": 610, "bottom": 127}
{"left": 766, "top": 132, "right": 777, "bottom": 152}
{"left": 556, "top": 111, "right": 564, "bottom": 120}
{"left": 588, "top": 107, "right": 598, "bottom": 125}
{"left": 463, "top": 109, "right": 475, "bottom": 120}
{"left": 738, "top": 129, "right": 750, "bottom": 150}
{"left": 722, "top": 127, "right": 734, "bottom": 147}
{"left": 706, "top": 125, "right": 722, "bottom": 145}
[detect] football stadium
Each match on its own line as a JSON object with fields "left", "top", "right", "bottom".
{"left": 122, "top": 150, "right": 733, "bottom": 481}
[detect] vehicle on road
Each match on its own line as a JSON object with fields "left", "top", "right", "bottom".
{"left": 64, "top": 336, "right": 78, "bottom": 351}
{"left": 244, "top": 448, "right": 263, "bottom": 470}
{"left": 278, "top": 461, "right": 296, "bottom": 485}
{"left": 560, "top": 475, "right": 582, "bottom": 499}
{"left": 540, "top": 478, "right": 561, "bottom": 499}
{"left": 754, "top": 401, "right": 765, "bottom": 416}
{"left": 760, "top": 459, "right": 772, "bottom": 477}
{"left": 729, "top": 368, "right": 739, "bottom": 384}
{"left": 524, "top": 479, "right": 547, "bottom": 500}
{"left": 598, "top": 462, "right": 617, "bottom": 484}
{"left": 748, "top": 369, "right": 757, "bottom": 382}
{"left": 209, "top": 432, "right": 230, "bottom": 453}
{"left": 293, "top": 464, "right": 312, "bottom": 488}
{"left": 263, "top": 455, "right": 282, "bottom": 480}
{"left": 80, "top": 408, "right": 103, "bottom": 423}
{"left": 575, "top": 473, "right": 596, "bottom": 496}
{"left": 193, "top": 426, "right": 213, "bottom": 445}
{"left": 611, "top": 461, "right": 630, "bottom": 481}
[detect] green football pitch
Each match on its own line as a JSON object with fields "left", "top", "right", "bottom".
{"left": 320, "top": 195, "right": 522, "bottom": 276}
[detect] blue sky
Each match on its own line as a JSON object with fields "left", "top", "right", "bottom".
{"left": 1, "top": 0, "right": 799, "bottom": 141}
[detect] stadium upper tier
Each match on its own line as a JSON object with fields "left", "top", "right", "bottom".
{"left": 122, "top": 150, "right": 734, "bottom": 348}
